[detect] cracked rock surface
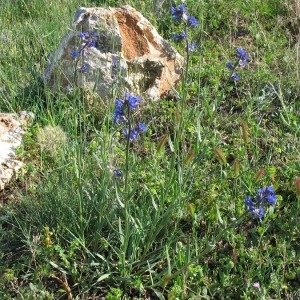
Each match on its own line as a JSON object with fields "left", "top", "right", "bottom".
{"left": 42, "top": 5, "right": 184, "bottom": 101}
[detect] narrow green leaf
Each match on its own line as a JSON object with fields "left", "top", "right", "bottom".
{"left": 168, "top": 136, "right": 174, "bottom": 152}
{"left": 216, "top": 204, "right": 223, "bottom": 225}
{"left": 49, "top": 261, "right": 68, "bottom": 274}
{"left": 96, "top": 273, "right": 110, "bottom": 283}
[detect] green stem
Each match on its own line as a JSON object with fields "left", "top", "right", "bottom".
{"left": 121, "top": 101, "right": 131, "bottom": 277}
{"left": 124, "top": 102, "right": 131, "bottom": 194}
{"left": 179, "top": 24, "right": 190, "bottom": 131}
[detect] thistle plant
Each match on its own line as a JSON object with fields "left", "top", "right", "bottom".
{"left": 36, "top": 124, "right": 67, "bottom": 157}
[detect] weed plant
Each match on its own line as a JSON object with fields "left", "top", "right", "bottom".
{"left": 1, "top": 0, "right": 300, "bottom": 299}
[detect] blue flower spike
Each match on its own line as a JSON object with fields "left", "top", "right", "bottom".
{"left": 70, "top": 31, "right": 98, "bottom": 76}
{"left": 113, "top": 93, "right": 141, "bottom": 124}
{"left": 245, "top": 186, "right": 277, "bottom": 221}
{"left": 171, "top": 3, "right": 199, "bottom": 54}
{"left": 113, "top": 93, "right": 147, "bottom": 141}
{"left": 226, "top": 47, "right": 249, "bottom": 80}
{"left": 137, "top": 123, "right": 147, "bottom": 132}
{"left": 113, "top": 98, "right": 126, "bottom": 124}
{"left": 256, "top": 186, "right": 277, "bottom": 206}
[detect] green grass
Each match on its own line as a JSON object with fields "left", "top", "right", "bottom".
{"left": 1, "top": 0, "right": 300, "bottom": 299}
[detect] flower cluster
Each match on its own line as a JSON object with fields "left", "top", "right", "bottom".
{"left": 123, "top": 123, "right": 147, "bottom": 141}
{"left": 187, "top": 16, "right": 199, "bottom": 28}
{"left": 113, "top": 93, "right": 147, "bottom": 141}
{"left": 226, "top": 47, "right": 249, "bottom": 80}
{"left": 78, "top": 32, "right": 98, "bottom": 47}
{"left": 70, "top": 31, "right": 98, "bottom": 74}
{"left": 113, "top": 93, "right": 141, "bottom": 123}
{"left": 173, "top": 32, "right": 188, "bottom": 42}
{"left": 186, "top": 41, "right": 197, "bottom": 53}
{"left": 245, "top": 186, "right": 277, "bottom": 220}
{"left": 170, "top": 4, "right": 188, "bottom": 22}
{"left": 171, "top": 4, "right": 198, "bottom": 52}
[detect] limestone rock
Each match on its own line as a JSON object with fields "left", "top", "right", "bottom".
{"left": 0, "top": 111, "right": 34, "bottom": 190}
{"left": 42, "top": 5, "right": 184, "bottom": 101}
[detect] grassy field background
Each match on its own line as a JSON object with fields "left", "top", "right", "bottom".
{"left": 1, "top": 0, "right": 300, "bottom": 299}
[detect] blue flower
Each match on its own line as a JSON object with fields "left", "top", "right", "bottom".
{"left": 245, "top": 186, "right": 277, "bottom": 221}
{"left": 236, "top": 47, "right": 249, "bottom": 67}
{"left": 130, "top": 129, "right": 139, "bottom": 141}
{"left": 186, "top": 41, "right": 197, "bottom": 52}
{"left": 123, "top": 128, "right": 138, "bottom": 141}
{"left": 113, "top": 94, "right": 142, "bottom": 123}
{"left": 78, "top": 32, "right": 89, "bottom": 38}
{"left": 114, "top": 170, "right": 122, "bottom": 178}
{"left": 125, "top": 93, "right": 141, "bottom": 110}
{"left": 173, "top": 32, "right": 188, "bottom": 42}
{"left": 113, "top": 98, "right": 125, "bottom": 123}
{"left": 85, "top": 40, "right": 96, "bottom": 47}
{"left": 79, "top": 64, "right": 89, "bottom": 73}
{"left": 236, "top": 47, "right": 249, "bottom": 60}
{"left": 90, "top": 32, "right": 98, "bottom": 39}
{"left": 78, "top": 32, "right": 98, "bottom": 48}
{"left": 254, "top": 206, "right": 265, "bottom": 221}
{"left": 245, "top": 197, "right": 264, "bottom": 220}
{"left": 70, "top": 50, "right": 79, "bottom": 59}
{"left": 113, "top": 113, "right": 123, "bottom": 124}
{"left": 231, "top": 72, "right": 240, "bottom": 81}
{"left": 245, "top": 196, "right": 254, "bottom": 208}
{"left": 123, "top": 123, "right": 147, "bottom": 141}
{"left": 225, "top": 61, "right": 235, "bottom": 70}
{"left": 170, "top": 4, "right": 188, "bottom": 22}
{"left": 256, "top": 186, "right": 277, "bottom": 206}
{"left": 187, "top": 16, "right": 199, "bottom": 28}
{"left": 226, "top": 47, "right": 249, "bottom": 80}
{"left": 137, "top": 123, "right": 147, "bottom": 132}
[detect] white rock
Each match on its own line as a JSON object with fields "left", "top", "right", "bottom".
{"left": 42, "top": 5, "right": 184, "bottom": 101}
{"left": 0, "top": 111, "right": 34, "bottom": 190}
